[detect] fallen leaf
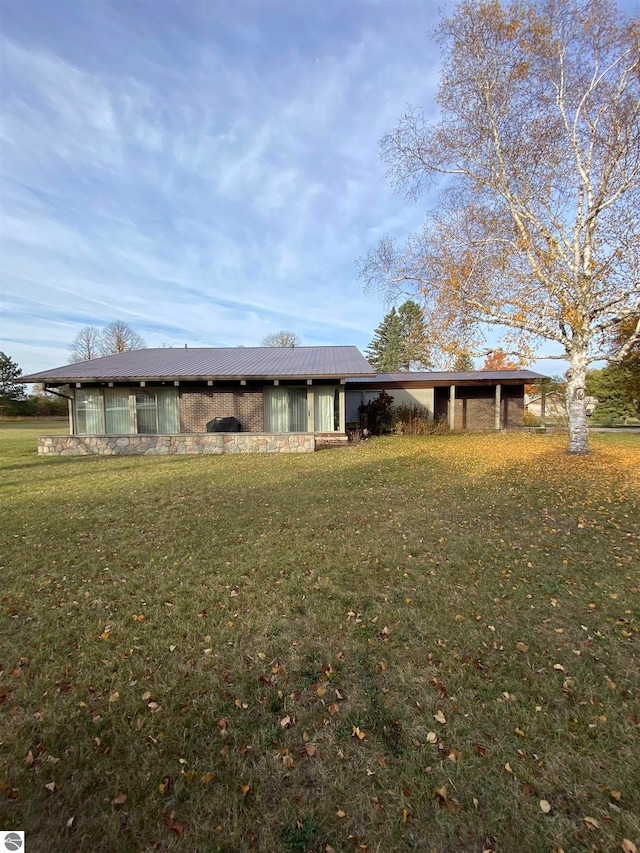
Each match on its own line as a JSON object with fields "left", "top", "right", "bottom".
{"left": 516, "top": 642, "right": 529, "bottom": 652}
{"left": 158, "top": 776, "right": 172, "bottom": 795}
{"left": 583, "top": 816, "right": 599, "bottom": 830}
{"left": 241, "top": 782, "right": 251, "bottom": 797}
{"left": 505, "top": 763, "right": 514, "bottom": 774}
{"left": 305, "top": 743, "right": 317, "bottom": 757}
{"left": 336, "top": 809, "right": 346, "bottom": 818}
{"left": 434, "top": 709, "right": 446, "bottom": 724}
{"left": 540, "top": 800, "right": 551, "bottom": 813}
{"left": 24, "top": 750, "right": 34, "bottom": 766}
{"left": 553, "top": 664, "right": 565, "bottom": 672}
{"left": 113, "top": 793, "right": 127, "bottom": 805}
{"left": 426, "top": 732, "right": 438, "bottom": 744}
{"left": 109, "top": 691, "right": 120, "bottom": 703}
{"left": 45, "top": 781, "right": 57, "bottom": 792}
{"left": 352, "top": 726, "right": 366, "bottom": 740}
{"left": 66, "top": 816, "right": 75, "bottom": 828}
{"left": 280, "top": 715, "right": 291, "bottom": 728}
{"left": 621, "top": 841, "right": 637, "bottom": 853}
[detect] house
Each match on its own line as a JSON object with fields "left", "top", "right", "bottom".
{"left": 22, "top": 347, "right": 546, "bottom": 455}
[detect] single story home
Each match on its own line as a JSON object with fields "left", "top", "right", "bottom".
{"left": 22, "top": 346, "right": 546, "bottom": 455}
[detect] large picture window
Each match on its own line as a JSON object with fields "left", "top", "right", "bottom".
{"left": 75, "top": 388, "right": 179, "bottom": 435}
{"left": 264, "top": 387, "right": 308, "bottom": 432}
{"left": 264, "top": 386, "right": 340, "bottom": 432}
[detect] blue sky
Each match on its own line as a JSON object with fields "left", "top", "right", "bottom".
{"left": 1, "top": 0, "right": 446, "bottom": 375}
{"left": 1, "top": 0, "right": 634, "bottom": 377}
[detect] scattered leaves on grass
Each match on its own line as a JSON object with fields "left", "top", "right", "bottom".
{"left": 352, "top": 726, "right": 366, "bottom": 740}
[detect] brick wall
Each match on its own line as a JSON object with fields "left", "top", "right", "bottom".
{"left": 452, "top": 387, "right": 524, "bottom": 430}
{"left": 179, "top": 389, "right": 264, "bottom": 433}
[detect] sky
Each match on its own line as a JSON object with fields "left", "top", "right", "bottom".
{"left": 0, "top": 0, "right": 634, "bottom": 378}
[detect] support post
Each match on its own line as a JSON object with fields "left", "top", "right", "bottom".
{"left": 338, "top": 386, "right": 346, "bottom": 433}
{"left": 307, "top": 388, "right": 315, "bottom": 433}
{"left": 449, "top": 385, "right": 456, "bottom": 431}
{"left": 495, "top": 384, "right": 502, "bottom": 430}
{"left": 540, "top": 380, "right": 546, "bottom": 429}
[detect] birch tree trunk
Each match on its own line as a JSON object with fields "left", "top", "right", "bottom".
{"left": 566, "top": 347, "right": 589, "bottom": 454}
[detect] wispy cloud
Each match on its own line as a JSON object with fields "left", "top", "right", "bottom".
{"left": 1, "top": 0, "right": 442, "bottom": 373}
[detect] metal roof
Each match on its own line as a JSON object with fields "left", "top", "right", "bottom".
{"left": 346, "top": 369, "right": 547, "bottom": 384}
{"left": 22, "top": 346, "right": 376, "bottom": 383}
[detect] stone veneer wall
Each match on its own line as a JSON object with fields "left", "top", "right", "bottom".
{"left": 38, "top": 433, "right": 315, "bottom": 456}
{"left": 180, "top": 389, "right": 264, "bottom": 433}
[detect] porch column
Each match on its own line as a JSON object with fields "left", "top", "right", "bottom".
{"left": 495, "top": 384, "right": 502, "bottom": 430}
{"left": 68, "top": 394, "right": 75, "bottom": 435}
{"left": 338, "top": 383, "right": 346, "bottom": 433}
{"left": 448, "top": 385, "right": 456, "bottom": 431}
{"left": 540, "top": 381, "right": 546, "bottom": 428}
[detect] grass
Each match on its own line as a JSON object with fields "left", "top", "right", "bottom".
{"left": 0, "top": 422, "right": 639, "bottom": 853}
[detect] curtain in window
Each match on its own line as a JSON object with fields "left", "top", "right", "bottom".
{"left": 136, "top": 390, "right": 157, "bottom": 434}
{"left": 264, "top": 387, "right": 288, "bottom": 432}
{"left": 288, "top": 388, "right": 308, "bottom": 432}
{"left": 157, "top": 388, "right": 180, "bottom": 434}
{"left": 75, "top": 390, "right": 105, "bottom": 434}
{"left": 104, "top": 389, "right": 131, "bottom": 434}
{"left": 314, "top": 387, "right": 336, "bottom": 432}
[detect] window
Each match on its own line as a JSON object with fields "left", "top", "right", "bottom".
{"left": 314, "top": 387, "right": 338, "bottom": 432}
{"left": 75, "top": 389, "right": 105, "bottom": 434}
{"left": 264, "top": 387, "right": 308, "bottom": 432}
{"left": 264, "top": 386, "right": 340, "bottom": 432}
{"left": 105, "top": 389, "right": 131, "bottom": 434}
{"left": 74, "top": 387, "right": 180, "bottom": 435}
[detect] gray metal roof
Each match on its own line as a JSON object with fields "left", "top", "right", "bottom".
{"left": 23, "top": 346, "right": 375, "bottom": 383}
{"left": 346, "top": 369, "right": 547, "bottom": 384}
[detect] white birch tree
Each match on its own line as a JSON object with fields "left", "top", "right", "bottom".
{"left": 359, "top": 0, "right": 639, "bottom": 453}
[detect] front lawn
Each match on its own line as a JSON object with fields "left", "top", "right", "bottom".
{"left": 0, "top": 425, "right": 638, "bottom": 852}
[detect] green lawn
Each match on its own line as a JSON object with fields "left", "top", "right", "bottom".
{"left": 1, "top": 423, "right": 638, "bottom": 853}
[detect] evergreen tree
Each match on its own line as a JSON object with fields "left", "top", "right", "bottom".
{"left": 365, "top": 301, "right": 431, "bottom": 372}
{"left": 452, "top": 352, "right": 475, "bottom": 371}
{"left": 365, "top": 307, "right": 402, "bottom": 372}
{"left": 0, "top": 352, "right": 26, "bottom": 403}
{"left": 397, "top": 300, "right": 432, "bottom": 370}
